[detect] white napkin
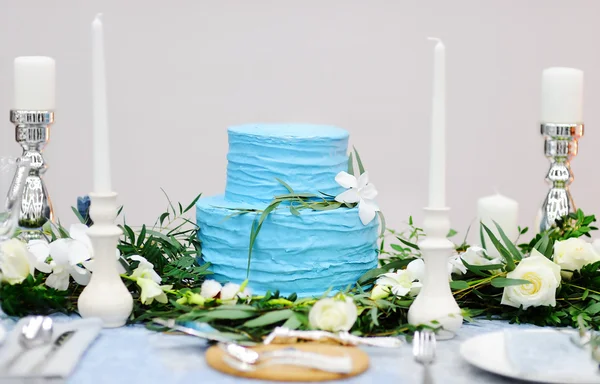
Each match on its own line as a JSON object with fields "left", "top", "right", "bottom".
{"left": 0, "top": 317, "right": 102, "bottom": 381}
{"left": 504, "top": 329, "right": 600, "bottom": 383}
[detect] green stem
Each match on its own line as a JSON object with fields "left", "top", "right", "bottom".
{"left": 565, "top": 284, "right": 600, "bottom": 296}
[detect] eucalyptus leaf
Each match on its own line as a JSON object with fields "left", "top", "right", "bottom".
{"left": 290, "top": 205, "right": 301, "bottom": 216}
{"left": 490, "top": 277, "right": 531, "bottom": 288}
{"left": 281, "top": 313, "right": 303, "bottom": 330}
{"left": 275, "top": 178, "right": 295, "bottom": 194}
{"left": 450, "top": 281, "right": 469, "bottom": 290}
{"left": 242, "top": 309, "right": 294, "bottom": 328}
{"left": 481, "top": 223, "right": 515, "bottom": 272}
{"left": 353, "top": 147, "right": 365, "bottom": 175}
{"left": 247, "top": 201, "right": 281, "bottom": 276}
{"left": 201, "top": 310, "right": 257, "bottom": 320}
{"left": 493, "top": 220, "right": 523, "bottom": 261}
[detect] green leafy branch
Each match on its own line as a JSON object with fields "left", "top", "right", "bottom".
{"left": 234, "top": 147, "right": 387, "bottom": 278}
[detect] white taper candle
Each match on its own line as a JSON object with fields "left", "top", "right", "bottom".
{"left": 428, "top": 38, "right": 446, "bottom": 209}
{"left": 92, "top": 14, "right": 112, "bottom": 194}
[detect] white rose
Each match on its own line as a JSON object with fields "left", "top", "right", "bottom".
{"left": 0, "top": 239, "right": 37, "bottom": 285}
{"left": 501, "top": 250, "right": 561, "bottom": 309}
{"left": 554, "top": 238, "right": 600, "bottom": 278}
{"left": 200, "top": 279, "right": 222, "bottom": 298}
{"left": 593, "top": 239, "right": 600, "bottom": 255}
{"left": 309, "top": 296, "right": 357, "bottom": 332}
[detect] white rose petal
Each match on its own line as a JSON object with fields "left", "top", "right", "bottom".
{"left": 308, "top": 296, "right": 358, "bottom": 332}
{"left": 554, "top": 238, "right": 600, "bottom": 278}
{"left": 200, "top": 279, "right": 222, "bottom": 298}
{"left": 593, "top": 239, "right": 600, "bottom": 256}
{"left": 0, "top": 239, "right": 37, "bottom": 285}
{"left": 501, "top": 250, "right": 561, "bottom": 310}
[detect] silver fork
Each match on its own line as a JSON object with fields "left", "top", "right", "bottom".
{"left": 413, "top": 330, "right": 436, "bottom": 384}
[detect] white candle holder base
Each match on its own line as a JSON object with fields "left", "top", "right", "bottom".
{"left": 78, "top": 192, "right": 133, "bottom": 328}
{"left": 407, "top": 207, "right": 462, "bottom": 340}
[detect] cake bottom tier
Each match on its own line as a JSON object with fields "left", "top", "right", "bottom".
{"left": 196, "top": 195, "right": 379, "bottom": 297}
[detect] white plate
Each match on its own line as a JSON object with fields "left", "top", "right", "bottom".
{"left": 460, "top": 329, "right": 600, "bottom": 384}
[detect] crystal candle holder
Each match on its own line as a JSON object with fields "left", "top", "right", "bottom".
{"left": 10, "top": 110, "right": 54, "bottom": 240}
{"left": 539, "top": 123, "right": 583, "bottom": 231}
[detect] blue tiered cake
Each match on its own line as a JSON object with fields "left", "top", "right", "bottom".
{"left": 196, "top": 123, "right": 379, "bottom": 297}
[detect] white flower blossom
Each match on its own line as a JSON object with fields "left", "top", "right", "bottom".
{"left": 371, "top": 259, "right": 423, "bottom": 299}
{"left": 128, "top": 255, "right": 171, "bottom": 305}
{"left": 334, "top": 171, "right": 380, "bottom": 225}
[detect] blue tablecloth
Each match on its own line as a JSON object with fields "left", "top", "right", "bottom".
{"left": 1, "top": 317, "right": 537, "bottom": 383}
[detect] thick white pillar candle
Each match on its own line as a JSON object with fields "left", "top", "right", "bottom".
{"left": 477, "top": 194, "right": 519, "bottom": 258}
{"left": 92, "top": 14, "right": 112, "bottom": 194}
{"left": 428, "top": 38, "right": 445, "bottom": 209}
{"left": 14, "top": 57, "right": 55, "bottom": 110}
{"left": 541, "top": 67, "right": 583, "bottom": 123}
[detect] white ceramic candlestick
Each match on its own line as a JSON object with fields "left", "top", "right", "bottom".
{"left": 408, "top": 38, "right": 462, "bottom": 339}
{"left": 407, "top": 208, "right": 462, "bottom": 339}
{"left": 78, "top": 192, "right": 132, "bottom": 327}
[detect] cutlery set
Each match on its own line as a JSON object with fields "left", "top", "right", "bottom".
{"left": 153, "top": 317, "right": 437, "bottom": 379}
{"left": 0, "top": 316, "right": 77, "bottom": 375}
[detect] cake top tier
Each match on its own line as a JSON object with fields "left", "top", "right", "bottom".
{"left": 228, "top": 123, "right": 349, "bottom": 140}
{"left": 225, "top": 123, "right": 349, "bottom": 205}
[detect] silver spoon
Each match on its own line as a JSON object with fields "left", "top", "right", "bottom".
{"left": 3, "top": 316, "right": 54, "bottom": 371}
{"left": 219, "top": 342, "right": 353, "bottom": 372}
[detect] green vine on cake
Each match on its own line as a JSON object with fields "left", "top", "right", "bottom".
{"left": 225, "top": 148, "right": 387, "bottom": 277}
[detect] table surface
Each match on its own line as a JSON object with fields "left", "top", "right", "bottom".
{"left": 1, "top": 317, "right": 540, "bottom": 384}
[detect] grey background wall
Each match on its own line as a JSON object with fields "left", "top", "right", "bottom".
{"left": 0, "top": 0, "right": 598, "bottom": 242}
